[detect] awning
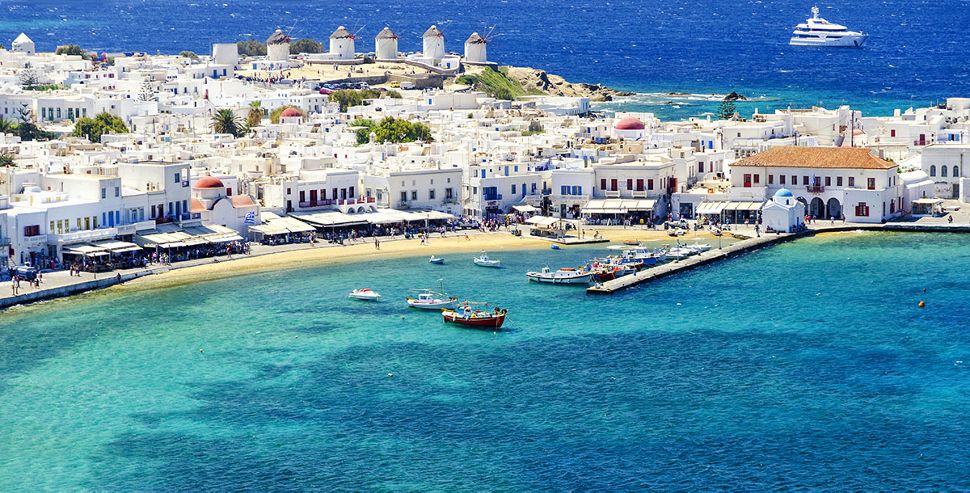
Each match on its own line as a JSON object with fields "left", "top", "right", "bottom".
{"left": 913, "top": 198, "right": 943, "bottom": 205}
{"left": 526, "top": 216, "right": 561, "bottom": 227}
{"left": 292, "top": 211, "right": 367, "bottom": 227}
{"left": 63, "top": 244, "right": 106, "bottom": 255}
{"left": 696, "top": 202, "right": 729, "bottom": 215}
{"left": 512, "top": 204, "right": 538, "bottom": 213}
{"left": 725, "top": 201, "right": 765, "bottom": 212}
{"left": 584, "top": 199, "right": 656, "bottom": 215}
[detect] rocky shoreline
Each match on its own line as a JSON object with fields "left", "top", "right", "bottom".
{"left": 502, "top": 66, "right": 635, "bottom": 102}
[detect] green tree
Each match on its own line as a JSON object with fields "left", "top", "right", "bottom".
{"left": 16, "top": 104, "right": 41, "bottom": 141}
{"left": 269, "top": 105, "right": 303, "bottom": 124}
{"left": 329, "top": 89, "right": 399, "bottom": 112}
{"left": 718, "top": 98, "right": 737, "bottom": 121}
{"left": 55, "top": 44, "right": 85, "bottom": 56}
{"left": 237, "top": 40, "right": 267, "bottom": 56}
{"left": 354, "top": 117, "right": 432, "bottom": 145}
{"left": 0, "top": 116, "right": 16, "bottom": 135}
{"left": 179, "top": 51, "right": 200, "bottom": 60}
{"left": 72, "top": 112, "right": 129, "bottom": 142}
{"left": 289, "top": 38, "right": 323, "bottom": 54}
{"left": 211, "top": 108, "right": 244, "bottom": 137}
{"left": 247, "top": 101, "right": 263, "bottom": 128}
{"left": 18, "top": 69, "right": 38, "bottom": 89}
{"left": 0, "top": 151, "right": 15, "bottom": 167}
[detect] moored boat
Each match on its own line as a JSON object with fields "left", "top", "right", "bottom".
{"left": 526, "top": 266, "right": 593, "bottom": 284}
{"left": 348, "top": 288, "right": 381, "bottom": 301}
{"left": 406, "top": 288, "right": 458, "bottom": 309}
{"left": 429, "top": 256, "right": 445, "bottom": 264}
{"left": 473, "top": 252, "right": 502, "bottom": 268}
{"left": 442, "top": 303, "right": 508, "bottom": 329}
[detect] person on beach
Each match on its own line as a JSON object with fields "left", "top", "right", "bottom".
{"left": 374, "top": 238, "right": 380, "bottom": 250}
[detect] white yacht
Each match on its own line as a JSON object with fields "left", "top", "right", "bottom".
{"left": 790, "top": 6, "right": 867, "bottom": 47}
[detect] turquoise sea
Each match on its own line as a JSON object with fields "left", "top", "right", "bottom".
{"left": 1, "top": 231, "right": 969, "bottom": 490}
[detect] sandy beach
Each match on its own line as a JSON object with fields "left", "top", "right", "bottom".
{"left": 120, "top": 228, "right": 723, "bottom": 293}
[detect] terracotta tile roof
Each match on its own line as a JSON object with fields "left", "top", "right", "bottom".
{"left": 230, "top": 195, "right": 256, "bottom": 208}
{"left": 733, "top": 147, "right": 895, "bottom": 170}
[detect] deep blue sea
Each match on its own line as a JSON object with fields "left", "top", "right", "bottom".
{"left": 1, "top": 232, "right": 969, "bottom": 490}
{"left": 2, "top": 0, "right": 969, "bottom": 118}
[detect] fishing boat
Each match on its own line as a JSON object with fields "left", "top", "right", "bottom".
{"left": 406, "top": 290, "right": 458, "bottom": 310}
{"left": 473, "top": 252, "right": 502, "bottom": 268}
{"left": 591, "top": 265, "right": 636, "bottom": 283}
{"left": 406, "top": 281, "right": 457, "bottom": 309}
{"left": 429, "top": 255, "right": 445, "bottom": 264}
{"left": 623, "top": 240, "right": 641, "bottom": 246}
{"left": 621, "top": 247, "right": 668, "bottom": 266}
{"left": 526, "top": 266, "right": 593, "bottom": 284}
{"left": 348, "top": 288, "right": 381, "bottom": 301}
{"left": 442, "top": 302, "right": 508, "bottom": 330}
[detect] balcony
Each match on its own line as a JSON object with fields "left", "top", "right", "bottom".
{"left": 807, "top": 185, "right": 825, "bottom": 194}
{"left": 483, "top": 194, "right": 503, "bottom": 201}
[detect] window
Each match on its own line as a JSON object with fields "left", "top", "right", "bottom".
{"left": 101, "top": 188, "right": 106, "bottom": 199}
{"left": 743, "top": 174, "right": 752, "bottom": 187}
{"left": 867, "top": 178, "right": 875, "bottom": 190}
{"left": 647, "top": 179, "right": 654, "bottom": 190}
{"left": 941, "top": 166, "right": 948, "bottom": 177}
{"left": 511, "top": 184, "right": 517, "bottom": 195}
{"left": 780, "top": 175, "right": 786, "bottom": 185}
{"left": 23, "top": 225, "right": 40, "bottom": 237}
{"left": 802, "top": 176, "right": 809, "bottom": 185}
{"left": 954, "top": 166, "right": 960, "bottom": 177}
{"left": 837, "top": 176, "right": 843, "bottom": 186}
{"left": 429, "top": 189, "right": 435, "bottom": 200}
{"left": 400, "top": 191, "right": 407, "bottom": 202}
{"left": 411, "top": 191, "right": 417, "bottom": 200}
{"left": 636, "top": 179, "right": 644, "bottom": 191}
{"left": 174, "top": 172, "right": 181, "bottom": 183}
{"left": 891, "top": 129, "right": 896, "bottom": 137}
{"left": 114, "top": 186, "right": 120, "bottom": 197}
{"left": 445, "top": 188, "right": 453, "bottom": 199}
{"left": 854, "top": 202, "right": 870, "bottom": 217}
{"left": 610, "top": 179, "right": 618, "bottom": 191}
{"left": 626, "top": 179, "right": 633, "bottom": 190}
{"left": 600, "top": 179, "right": 607, "bottom": 191}
{"left": 768, "top": 175, "right": 774, "bottom": 185}
{"left": 753, "top": 174, "right": 760, "bottom": 184}
{"left": 848, "top": 177, "right": 855, "bottom": 187}
{"left": 825, "top": 176, "right": 831, "bottom": 186}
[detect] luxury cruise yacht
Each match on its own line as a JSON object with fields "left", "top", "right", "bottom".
{"left": 790, "top": 6, "right": 868, "bottom": 47}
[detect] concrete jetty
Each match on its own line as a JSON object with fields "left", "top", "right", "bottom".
{"left": 587, "top": 221, "right": 970, "bottom": 295}
{"left": 587, "top": 231, "right": 804, "bottom": 295}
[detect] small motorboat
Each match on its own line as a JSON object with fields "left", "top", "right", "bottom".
{"left": 682, "top": 240, "right": 712, "bottom": 254}
{"left": 348, "top": 288, "right": 381, "bottom": 301}
{"left": 473, "top": 252, "right": 502, "bottom": 268}
{"left": 550, "top": 244, "right": 561, "bottom": 250}
{"left": 623, "top": 240, "right": 641, "bottom": 246}
{"left": 429, "top": 256, "right": 445, "bottom": 264}
{"left": 406, "top": 291, "right": 457, "bottom": 310}
{"left": 442, "top": 303, "right": 508, "bottom": 330}
{"left": 526, "top": 266, "right": 593, "bottom": 284}
{"left": 666, "top": 247, "right": 695, "bottom": 260}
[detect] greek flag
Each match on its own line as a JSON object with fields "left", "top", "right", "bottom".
{"left": 245, "top": 211, "right": 257, "bottom": 225}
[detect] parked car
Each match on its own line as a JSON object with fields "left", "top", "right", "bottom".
{"left": 13, "top": 265, "right": 38, "bottom": 281}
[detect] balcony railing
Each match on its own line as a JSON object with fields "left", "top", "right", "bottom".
{"left": 807, "top": 185, "right": 824, "bottom": 193}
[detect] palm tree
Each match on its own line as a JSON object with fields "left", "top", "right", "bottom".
{"left": 246, "top": 101, "right": 263, "bottom": 129}
{"left": 0, "top": 151, "right": 15, "bottom": 167}
{"left": 0, "top": 116, "right": 15, "bottom": 135}
{"left": 211, "top": 109, "right": 243, "bottom": 137}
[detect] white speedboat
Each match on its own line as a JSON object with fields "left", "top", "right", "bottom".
{"left": 348, "top": 288, "right": 381, "bottom": 301}
{"left": 473, "top": 252, "right": 502, "bottom": 268}
{"left": 666, "top": 247, "right": 696, "bottom": 260}
{"left": 682, "top": 241, "right": 712, "bottom": 254}
{"left": 526, "top": 267, "right": 593, "bottom": 284}
{"left": 406, "top": 290, "right": 458, "bottom": 310}
{"left": 429, "top": 256, "right": 445, "bottom": 264}
{"left": 790, "top": 6, "right": 867, "bottom": 47}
